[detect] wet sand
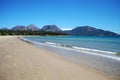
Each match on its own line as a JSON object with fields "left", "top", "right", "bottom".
{"left": 0, "top": 36, "right": 116, "bottom": 80}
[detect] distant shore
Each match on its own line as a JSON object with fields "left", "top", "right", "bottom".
{"left": 0, "top": 36, "right": 118, "bottom": 80}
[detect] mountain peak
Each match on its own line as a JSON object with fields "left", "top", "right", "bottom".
{"left": 0, "top": 27, "right": 9, "bottom": 30}
{"left": 66, "top": 26, "right": 120, "bottom": 36}
{"left": 76, "top": 26, "right": 96, "bottom": 29}
{"left": 11, "top": 24, "right": 39, "bottom": 31}
{"left": 11, "top": 25, "right": 27, "bottom": 30}
{"left": 27, "top": 24, "right": 39, "bottom": 31}
{"left": 41, "top": 25, "right": 62, "bottom": 32}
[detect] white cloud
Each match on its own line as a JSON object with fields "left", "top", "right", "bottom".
{"left": 61, "top": 28, "right": 72, "bottom": 31}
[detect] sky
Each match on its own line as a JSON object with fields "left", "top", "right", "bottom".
{"left": 0, "top": 0, "right": 120, "bottom": 33}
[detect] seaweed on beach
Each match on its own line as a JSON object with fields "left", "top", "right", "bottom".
{"left": 66, "top": 45, "right": 73, "bottom": 48}
{"left": 19, "top": 37, "right": 33, "bottom": 44}
{"left": 61, "top": 44, "right": 72, "bottom": 48}
{"left": 116, "top": 52, "right": 120, "bottom": 56}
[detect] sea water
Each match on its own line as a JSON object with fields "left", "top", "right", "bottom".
{"left": 23, "top": 36, "right": 120, "bottom": 52}
{"left": 23, "top": 36, "right": 120, "bottom": 60}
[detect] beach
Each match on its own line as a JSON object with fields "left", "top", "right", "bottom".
{"left": 0, "top": 36, "right": 117, "bottom": 80}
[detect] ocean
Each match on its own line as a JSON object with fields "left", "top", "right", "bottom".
{"left": 22, "top": 36, "right": 120, "bottom": 78}
{"left": 23, "top": 36, "right": 120, "bottom": 59}
{"left": 23, "top": 36, "right": 120, "bottom": 52}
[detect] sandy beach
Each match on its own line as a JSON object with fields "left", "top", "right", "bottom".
{"left": 0, "top": 36, "right": 116, "bottom": 80}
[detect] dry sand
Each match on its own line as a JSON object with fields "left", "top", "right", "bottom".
{"left": 0, "top": 36, "right": 115, "bottom": 80}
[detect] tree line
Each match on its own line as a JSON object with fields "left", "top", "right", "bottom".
{"left": 0, "top": 30, "right": 67, "bottom": 36}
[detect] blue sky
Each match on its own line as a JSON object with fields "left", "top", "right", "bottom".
{"left": 0, "top": 0, "right": 120, "bottom": 33}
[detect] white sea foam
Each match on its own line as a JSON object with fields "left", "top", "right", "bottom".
{"left": 73, "top": 47, "right": 120, "bottom": 61}
{"left": 46, "top": 42, "right": 57, "bottom": 45}
{"left": 44, "top": 42, "right": 120, "bottom": 61}
{"left": 73, "top": 46, "right": 116, "bottom": 55}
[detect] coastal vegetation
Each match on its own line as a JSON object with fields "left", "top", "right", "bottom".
{"left": 0, "top": 30, "right": 67, "bottom": 36}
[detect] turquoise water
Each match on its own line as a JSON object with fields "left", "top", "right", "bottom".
{"left": 24, "top": 36, "right": 120, "bottom": 52}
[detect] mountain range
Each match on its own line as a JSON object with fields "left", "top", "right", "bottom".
{"left": 0, "top": 24, "right": 120, "bottom": 37}
{"left": 65, "top": 26, "right": 120, "bottom": 36}
{"left": 11, "top": 24, "right": 39, "bottom": 31}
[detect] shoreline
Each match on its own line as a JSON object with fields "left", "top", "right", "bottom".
{"left": 22, "top": 36, "right": 120, "bottom": 61}
{"left": 0, "top": 36, "right": 119, "bottom": 80}
{"left": 21, "top": 36, "right": 120, "bottom": 79}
